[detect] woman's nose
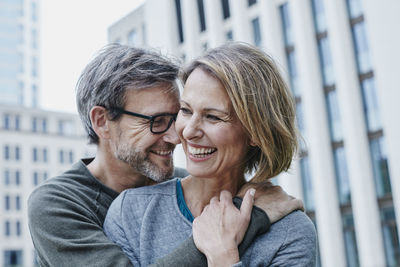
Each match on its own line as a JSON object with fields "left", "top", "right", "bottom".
{"left": 182, "top": 116, "right": 203, "bottom": 140}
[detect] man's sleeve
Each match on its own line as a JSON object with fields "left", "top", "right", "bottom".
{"left": 151, "top": 197, "right": 270, "bottom": 267}
{"left": 28, "top": 184, "right": 134, "bottom": 267}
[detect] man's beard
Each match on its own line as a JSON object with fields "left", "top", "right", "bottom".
{"left": 115, "top": 144, "right": 174, "bottom": 183}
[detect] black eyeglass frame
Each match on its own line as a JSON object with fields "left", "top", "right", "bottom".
{"left": 109, "top": 107, "right": 177, "bottom": 134}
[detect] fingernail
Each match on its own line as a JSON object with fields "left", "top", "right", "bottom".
{"left": 249, "top": 188, "right": 256, "bottom": 196}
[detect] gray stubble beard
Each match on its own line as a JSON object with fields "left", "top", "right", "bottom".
{"left": 115, "top": 144, "right": 174, "bottom": 183}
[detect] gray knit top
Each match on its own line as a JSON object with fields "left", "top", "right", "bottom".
{"left": 104, "top": 178, "right": 317, "bottom": 266}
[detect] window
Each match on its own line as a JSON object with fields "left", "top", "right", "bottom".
{"left": 175, "top": 0, "right": 184, "bottom": 43}
{"left": 248, "top": 0, "right": 257, "bottom": 6}
{"left": 347, "top": 0, "right": 363, "bottom": 19}
{"left": 3, "top": 145, "right": 20, "bottom": 161}
{"left": 370, "top": 137, "right": 391, "bottom": 197}
{"left": 4, "top": 170, "right": 10, "bottom": 185}
{"left": 16, "top": 221, "right": 21, "bottom": 236}
{"left": 4, "top": 114, "right": 10, "bottom": 129}
{"left": 43, "top": 148, "right": 48, "bottom": 163}
{"left": 4, "top": 145, "right": 10, "bottom": 160}
{"left": 4, "top": 250, "right": 23, "bottom": 267}
{"left": 15, "top": 146, "right": 20, "bottom": 161}
{"left": 32, "top": 56, "right": 38, "bottom": 77}
{"left": 32, "top": 28, "right": 38, "bottom": 49}
{"left": 280, "top": 3, "right": 293, "bottom": 46}
{"left": 127, "top": 30, "right": 137, "bottom": 46}
{"left": 300, "top": 156, "right": 315, "bottom": 211}
{"left": 33, "top": 171, "right": 38, "bottom": 186}
{"left": 69, "top": 151, "right": 74, "bottom": 164}
{"left": 318, "top": 38, "right": 335, "bottom": 86}
{"left": 381, "top": 207, "right": 400, "bottom": 266}
{"left": 5, "top": 221, "right": 11, "bottom": 236}
{"left": 287, "top": 51, "right": 300, "bottom": 97}
{"left": 334, "top": 147, "right": 351, "bottom": 205}
{"left": 361, "top": 78, "right": 381, "bottom": 132}
{"left": 326, "top": 90, "right": 343, "bottom": 142}
{"left": 32, "top": 147, "right": 48, "bottom": 163}
{"left": 33, "top": 147, "right": 38, "bottom": 162}
{"left": 197, "top": 0, "right": 206, "bottom": 32}
{"left": 15, "top": 170, "right": 20, "bottom": 185}
{"left": 296, "top": 102, "right": 306, "bottom": 143}
{"left": 31, "top": 1, "right": 38, "bottom": 21}
{"left": 5, "top": 195, "right": 10, "bottom": 210}
{"left": 16, "top": 196, "right": 21, "bottom": 210}
{"left": 221, "top": 0, "right": 230, "bottom": 19}
{"left": 351, "top": 21, "right": 372, "bottom": 74}
{"left": 342, "top": 213, "right": 360, "bottom": 267}
{"left": 32, "top": 84, "right": 38, "bottom": 107}
{"left": 32, "top": 117, "right": 46, "bottom": 133}
{"left": 58, "top": 120, "right": 74, "bottom": 136}
{"left": 226, "top": 30, "right": 233, "bottom": 41}
{"left": 251, "top": 17, "right": 262, "bottom": 47}
{"left": 59, "top": 149, "right": 64, "bottom": 164}
{"left": 311, "top": 0, "right": 327, "bottom": 33}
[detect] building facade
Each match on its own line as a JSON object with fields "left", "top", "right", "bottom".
{"left": 0, "top": 0, "right": 40, "bottom": 107}
{"left": 0, "top": 105, "right": 94, "bottom": 267}
{"left": 0, "top": 1, "right": 96, "bottom": 266}
{"left": 109, "top": 0, "right": 400, "bottom": 266}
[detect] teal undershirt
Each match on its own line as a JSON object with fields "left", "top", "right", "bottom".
{"left": 176, "top": 179, "right": 195, "bottom": 222}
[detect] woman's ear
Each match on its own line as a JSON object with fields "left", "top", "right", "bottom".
{"left": 249, "top": 140, "right": 257, "bottom": 147}
{"left": 90, "top": 106, "right": 110, "bottom": 140}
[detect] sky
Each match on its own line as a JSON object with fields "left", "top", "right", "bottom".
{"left": 40, "top": 0, "right": 145, "bottom": 113}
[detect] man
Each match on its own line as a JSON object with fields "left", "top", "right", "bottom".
{"left": 28, "top": 44, "right": 302, "bottom": 267}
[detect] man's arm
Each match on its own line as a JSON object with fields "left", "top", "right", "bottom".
{"left": 237, "top": 181, "right": 304, "bottom": 223}
{"left": 28, "top": 184, "right": 134, "bottom": 267}
{"left": 28, "top": 182, "right": 207, "bottom": 267}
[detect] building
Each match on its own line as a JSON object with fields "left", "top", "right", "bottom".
{"left": 0, "top": 1, "right": 96, "bottom": 266}
{"left": 0, "top": 104, "right": 94, "bottom": 267}
{"left": 0, "top": 0, "right": 40, "bottom": 107}
{"left": 108, "top": 0, "right": 400, "bottom": 266}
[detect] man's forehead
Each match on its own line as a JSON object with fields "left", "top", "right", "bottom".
{"left": 124, "top": 85, "right": 180, "bottom": 113}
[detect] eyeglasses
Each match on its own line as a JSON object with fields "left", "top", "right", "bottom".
{"left": 109, "top": 107, "right": 177, "bottom": 134}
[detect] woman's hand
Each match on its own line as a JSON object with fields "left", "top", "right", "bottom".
{"left": 192, "top": 189, "right": 255, "bottom": 267}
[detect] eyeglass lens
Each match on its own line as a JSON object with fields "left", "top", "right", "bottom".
{"left": 151, "top": 115, "right": 175, "bottom": 133}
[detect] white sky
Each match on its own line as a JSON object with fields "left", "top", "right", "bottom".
{"left": 39, "top": 0, "right": 145, "bottom": 113}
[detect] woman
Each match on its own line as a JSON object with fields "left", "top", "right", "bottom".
{"left": 104, "top": 42, "right": 316, "bottom": 266}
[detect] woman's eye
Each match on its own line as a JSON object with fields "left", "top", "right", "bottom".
{"left": 206, "top": 114, "right": 222, "bottom": 121}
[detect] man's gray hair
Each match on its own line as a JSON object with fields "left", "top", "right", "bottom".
{"left": 76, "top": 44, "right": 179, "bottom": 144}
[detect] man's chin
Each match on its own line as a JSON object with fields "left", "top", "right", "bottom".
{"left": 145, "top": 162, "right": 174, "bottom": 183}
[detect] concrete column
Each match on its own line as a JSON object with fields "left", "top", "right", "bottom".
{"left": 230, "top": 0, "right": 251, "bottom": 42}
{"left": 324, "top": 0, "right": 386, "bottom": 266}
{"left": 145, "top": 0, "right": 177, "bottom": 53}
{"left": 204, "top": 0, "right": 224, "bottom": 48}
{"left": 258, "top": 0, "right": 285, "bottom": 60}
{"left": 363, "top": 0, "right": 400, "bottom": 240}
{"left": 181, "top": 0, "right": 201, "bottom": 60}
{"left": 290, "top": 1, "right": 346, "bottom": 266}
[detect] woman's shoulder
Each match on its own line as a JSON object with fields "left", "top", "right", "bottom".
{"left": 244, "top": 210, "right": 317, "bottom": 266}
{"left": 270, "top": 210, "right": 317, "bottom": 244}
{"left": 122, "top": 177, "right": 179, "bottom": 198}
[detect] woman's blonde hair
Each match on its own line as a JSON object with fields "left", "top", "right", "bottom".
{"left": 182, "top": 42, "right": 298, "bottom": 182}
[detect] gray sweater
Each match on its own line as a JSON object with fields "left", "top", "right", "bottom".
{"left": 28, "top": 159, "right": 198, "bottom": 267}
{"left": 104, "top": 178, "right": 317, "bottom": 267}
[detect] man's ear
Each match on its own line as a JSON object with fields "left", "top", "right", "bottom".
{"left": 90, "top": 106, "right": 111, "bottom": 139}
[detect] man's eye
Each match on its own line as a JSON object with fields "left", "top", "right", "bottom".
{"left": 179, "top": 107, "right": 191, "bottom": 114}
{"left": 153, "top": 116, "right": 168, "bottom": 125}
